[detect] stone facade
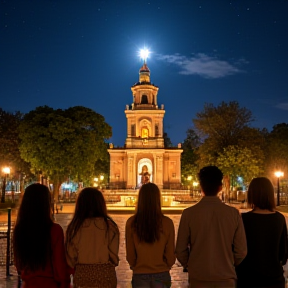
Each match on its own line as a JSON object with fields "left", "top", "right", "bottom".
{"left": 108, "top": 62, "right": 182, "bottom": 189}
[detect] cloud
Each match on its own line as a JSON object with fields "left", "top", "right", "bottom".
{"left": 275, "top": 102, "right": 288, "bottom": 110}
{"left": 156, "top": 53, "right": 247, "bottom": 79}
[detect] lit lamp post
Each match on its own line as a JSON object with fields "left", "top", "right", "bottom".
{"left": 275, "top": 171, "right": 284, "bottom": 206}
{"left": 1, "top": 167, "right": 10, "bottom": 203}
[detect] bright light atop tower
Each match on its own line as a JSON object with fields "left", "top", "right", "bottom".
{"left": 139, "top": 48, "right": 150, "bottom": 62}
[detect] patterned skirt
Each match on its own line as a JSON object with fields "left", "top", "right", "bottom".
{"left": 73, "top": 262, "right": 117, "bottom": 288}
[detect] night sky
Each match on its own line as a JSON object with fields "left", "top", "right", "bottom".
{"left": 1, "top": 0, "right": 288, "bottom": 146}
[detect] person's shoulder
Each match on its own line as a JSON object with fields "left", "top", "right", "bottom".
{"left": 108, "top": 218, "right": 119, "bottom": 231}
{"left": 162, "top": 215, "right": 174, "bottom": 225}
{"left": 275, "top": 211, "right": 286, "bottom": 220}
{"left": 51, "top": 222, "right": 64, "bottom": 240}
{"left": 51, "top": 222, "right": 64, "bottom": 233}
{"left": 222, "top": 203, "right": 240, "bottom": 214}
{"left": 182, "top": 204, "right": 198, "bottom": 215}
{"left": 126, "top": 215, "right": 135, "bottom": 227}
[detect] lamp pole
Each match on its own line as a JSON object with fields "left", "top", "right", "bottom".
{"left": 275, "top": 171, "right": 284, "bottom": 206}
{"left": 1, "top": 167, "right": 11, "bottom": 203}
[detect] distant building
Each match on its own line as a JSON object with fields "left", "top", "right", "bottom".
{"left": 108, "top": 61, "right": 182, "bottom": 189}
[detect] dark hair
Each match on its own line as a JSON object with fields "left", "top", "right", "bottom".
{"left": 66, "top": 187, "right": 116, "bottom": 247}
{"left": 13, "top": 183, "right": 53, "bottom": 271}
{"left": 132, "top": 183, "right": 163, "bottom": 243}
{"left": 247, "top": 177, "right": 276, "bottom": 211}
{"left": 198, "top": 166, "right": 223, "bottom": 196}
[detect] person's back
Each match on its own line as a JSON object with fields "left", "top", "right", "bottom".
{"left": 236, "top": 177, "right": 288, "bottom": 288}
{"left": 125, "top": 183, "right": 175, "bottom": 288}
{"left": 126, "top": 215, "right": 175, "bottom": 274}
{"left": 13, "top": 184, "right": 70, "bottom": 288}
{"left": 175, "top": 166, "right": 247, "bottom": 288}
{"left": 67, "top": 217, "right": 118, "bottom": 266}
{"left": 65, "top": 187, "right": 119, "bottom": 288}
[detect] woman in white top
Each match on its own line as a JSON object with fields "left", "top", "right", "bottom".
{"left": 65, "top": 187, "right": 119, "bottom": 288}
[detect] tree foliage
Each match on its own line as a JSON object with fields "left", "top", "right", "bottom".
{"left": 193, "top": 101, "right": 265, "bottom": 190}
{"left": 19, "top": 106, "right": 112, "bottom": 198}
{"left": 193, "top": 101, "right": 253, "bottom": 151}
{"left": 216, "top": 145, "right": 264, "bottom": 184}
{"left": 181, "top": 128, "right": 200, "bottom": 184}
{"left": 264, "top": 123, "right": 288, "bottom": 178}
{"left": 0, "top": 107, "right": 32, "bottom": 178}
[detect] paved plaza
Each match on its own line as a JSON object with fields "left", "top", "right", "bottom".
{"left": 0, "top": 210, "right": 189, "bottom": 288}
{"left": 1, "top": 206, "right": 288, "bottom": 288}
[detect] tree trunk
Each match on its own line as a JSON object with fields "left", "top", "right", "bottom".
{"left": 1, "top": 177, "right": 6, "bottom": 203}
{"left": 223, "top": 175, "right": 230, "bottom": 202}
{"left": 53, "top": 179, "right": 62, "bottom": 201}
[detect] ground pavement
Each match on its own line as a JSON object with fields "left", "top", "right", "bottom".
{"left": 1, "top": 205, "right": 288, "bottom": 288}
{"left": 0, "top": 210, "right": 189, "bottom": 288}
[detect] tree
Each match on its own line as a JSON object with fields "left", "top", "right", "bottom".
{"left": 264, "top": 123, "right": 288, "bottom": 180}
{"left": 19, "top": 106, "right": 112, "bottom": 199}
{"left": 0, "top": 108, "right": 33, "bottom": 202}
{"left": 181, "top": 128, "right": 200, "bottom": 185}
{"left": 193, "top": 101, "right": 265, "bottom": 193}
{"left": 93, "top": 143, "right": 110, "bottom": 186}
{"left": 193, "top": 101, "right": 253, "bottom": 152}
{"left": 216, "top": 145, "right": 264, "bottom": 186}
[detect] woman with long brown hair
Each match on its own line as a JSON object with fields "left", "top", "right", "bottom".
{"left": 125, "top": 183, "right": 175, "bottom": 288}
{"left": 65, "top": 187, "right": 119, "bottom": 288}
{"left": 13, "top": 183, "right": 70, "bottom": 288}
{"left": 236, "top": 177, "right": 288, "bottom": 288}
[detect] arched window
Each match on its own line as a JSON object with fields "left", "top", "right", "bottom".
{"left": 141, "top": 95, "right": 148, "bottom": 104}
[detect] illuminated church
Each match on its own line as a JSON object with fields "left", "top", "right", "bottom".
{"left": 108, "top": 60, "right": 182, "bottom": 189}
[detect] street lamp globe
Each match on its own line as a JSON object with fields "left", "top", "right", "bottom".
{"left": 275, "top": 171, "right": 284, "bottom": 178}
{"left": 2, "top": 167, "right": 10, "bottom": 174}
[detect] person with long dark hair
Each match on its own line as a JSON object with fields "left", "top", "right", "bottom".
{"left": 125, "top": 183, "right": 175, "bottom": 288}
{"left": 65, "top": 187, "right": 119, "bottom": 288}
{"left": 13, "top": 183, "right": 70, "bottom": 288}
{"left": 236, "top": 177, "right": 288, "bottom": 288}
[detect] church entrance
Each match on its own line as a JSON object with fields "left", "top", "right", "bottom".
{"left": 137, "top": 158, "right": 153, "bottom": 187}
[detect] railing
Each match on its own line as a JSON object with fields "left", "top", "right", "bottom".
{"left": 0, "top": 208, "right": 13, "bottom": 277}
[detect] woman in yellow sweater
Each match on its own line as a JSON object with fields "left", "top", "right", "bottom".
{"left": 125, "top": 183, "right": 176, "bottom": 288}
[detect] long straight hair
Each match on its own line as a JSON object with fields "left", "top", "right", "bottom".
{"left": 65, "top": 187, "right": 116, "bottom": 247}
{"left": 132, "top": 183, "right": 163, "bottom": 243}
{"left": 13, "top": 183, "right": 53, "bottom": 271}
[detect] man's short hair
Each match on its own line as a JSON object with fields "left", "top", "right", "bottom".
{"left": 198, "top": 166, "right": 223, "bottom": 196}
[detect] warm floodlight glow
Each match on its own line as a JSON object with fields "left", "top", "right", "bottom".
{"left": 193, "top": 181, "right": 199, "bottom": 187}
{"left": 139, "top": 48, "right": 150, "bottom": 62}
{"left": 187, "top": 176, "right": 192, "bottom": 181}
{"left": 2, "top": 167, "right": 10, "bottom": 174}
{"left": 100, "top": 175, "right": 104, "bottom": 181}
{"left": 275, "top": 171, "right": 284, "bottom": 178}
{"left": 94, "top": 177, "right": 99, "bottom": 182}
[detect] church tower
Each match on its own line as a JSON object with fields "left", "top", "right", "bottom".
{"left": 108, "top": 61, "right": 182, "bottom": 189}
